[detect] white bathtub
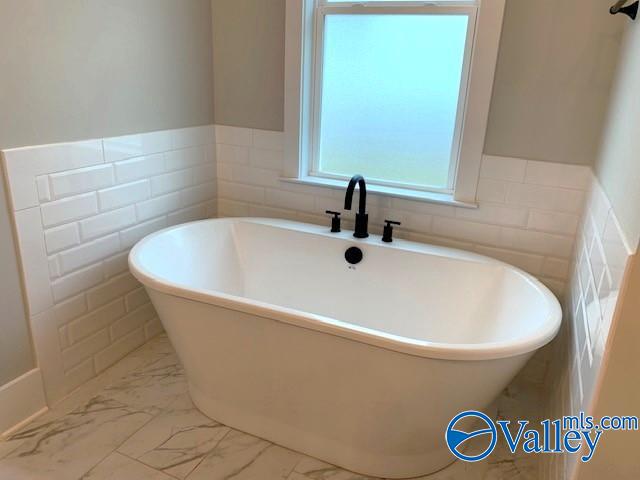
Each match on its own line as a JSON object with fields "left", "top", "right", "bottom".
{"left": 129, "top": 218, "right": 561, "bottom": 478}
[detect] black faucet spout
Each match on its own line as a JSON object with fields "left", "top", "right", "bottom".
{"left": 344, "top": 175, "right": 367, "bottom": 214}
{"left": 344, "top": 175, "right": 369, "bottom": 238}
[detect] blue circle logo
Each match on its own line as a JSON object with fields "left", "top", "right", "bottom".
{"left": 445, "top": 410, "right": 497, "bottom": 462}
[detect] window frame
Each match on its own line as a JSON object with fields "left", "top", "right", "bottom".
{"left": 284, "top": 0, "right": 506, "bottom": 205}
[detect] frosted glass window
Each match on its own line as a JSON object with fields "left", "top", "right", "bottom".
{"left": 317, "top": 14, "right": 469, "bottom": 190}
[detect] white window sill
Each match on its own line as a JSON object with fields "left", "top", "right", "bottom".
{"left": 280, "top": 176, "right": 478, "bottom": 209}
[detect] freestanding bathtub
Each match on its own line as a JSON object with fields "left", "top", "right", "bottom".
{"left": 129, "top": 217, "right": 561, "bottom": 478}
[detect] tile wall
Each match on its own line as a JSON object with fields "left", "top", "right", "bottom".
{"left": 1, "top": 126, "right": 217, "bottom": 404}
{"left": 540, "top": 174, "right": 633, "bottom": 480}
{"left": 214, "top": 125, "right": 592, "bottom": 298}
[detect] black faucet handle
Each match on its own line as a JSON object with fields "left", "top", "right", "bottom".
{"left": 382, "top": 219, "right": 401, "bottom": 243}
{"left": 325, "top": 210, "right": 341, "bottom": 233}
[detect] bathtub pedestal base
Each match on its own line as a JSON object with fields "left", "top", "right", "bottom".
{"left": 189, "top": 382, "right": 458, "bottom": 479}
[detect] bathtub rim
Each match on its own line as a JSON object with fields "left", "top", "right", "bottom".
{"left": 129, "top": 217, "right": 562, "bottom": 361}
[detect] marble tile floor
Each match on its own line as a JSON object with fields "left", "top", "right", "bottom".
{"left": 0, "top": 335, "right": 542, "bottom": 480}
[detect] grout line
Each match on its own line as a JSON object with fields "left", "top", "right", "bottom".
{"left": 86, "top": 388, "right": 169, "bottom": 475}
{"left": 117, "top": 452, "right": 181, "bottom": 479}
{"left": 181, "top": 426, "right": 235, "bottom": 480}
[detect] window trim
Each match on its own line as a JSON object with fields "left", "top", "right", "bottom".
{"left": 284, "top": 0, "right": 505, "bottom": 204}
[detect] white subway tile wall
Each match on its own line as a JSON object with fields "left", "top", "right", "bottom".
{"left": 540, "top": 174, "right": 632, "bottom": 480}
{"left": 214, "top": 126, "right": 592, "bottom": 298}
{"left": 2, "top": 126, "right": 216, "bottom": 403}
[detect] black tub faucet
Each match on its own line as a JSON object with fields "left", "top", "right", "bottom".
{"left": 344, "top": 175, "right": 368, "bottom": 239}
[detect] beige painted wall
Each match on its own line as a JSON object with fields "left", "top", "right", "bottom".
{"left": 485, "top": 0, "right": 624, "bottom": 166}
{"left": 0, "top": 0, "right": 215, "bottom": 386}
{"left": 211, "top": 0, "right": 285, "bottom": 131}
{"left": 210, "top": 0, "right": 624, "bottom": 167}
{"left": 594, "top": 19, "right": 640, "bottom": 250}
{"left": 0, "top": 0, "right": 214, "bottom": 149}
{"left": 0, "top": 179, "right": 33, "bottom": 385}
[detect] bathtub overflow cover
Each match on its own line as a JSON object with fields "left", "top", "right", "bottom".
{"left": 345, "top": 247, "right": 363, "bottom": 265}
